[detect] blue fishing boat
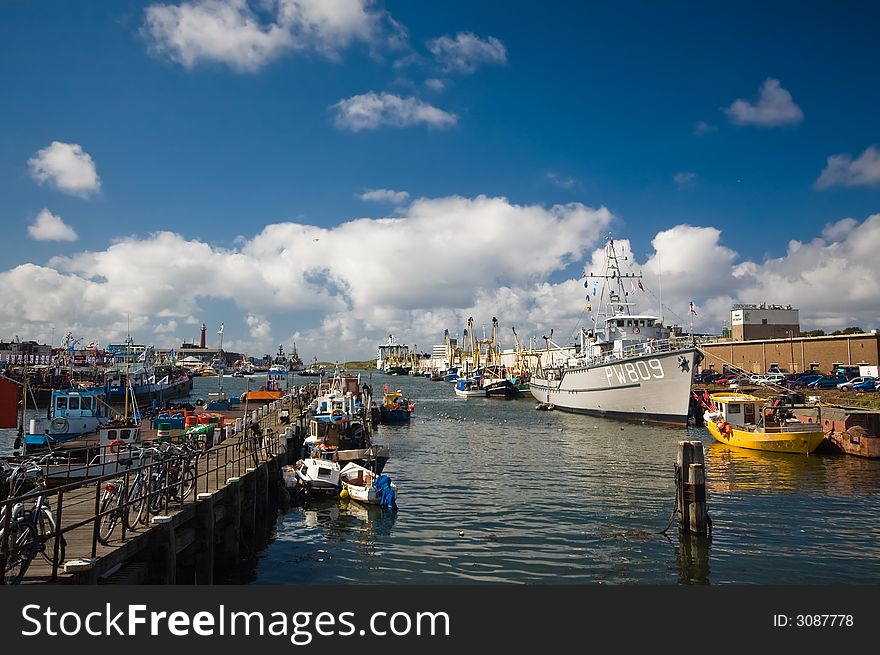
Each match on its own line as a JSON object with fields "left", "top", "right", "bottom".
{"left": 23, "top": 386, "right": 112, "bottom": 448}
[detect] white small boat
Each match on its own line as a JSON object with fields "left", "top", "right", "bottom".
{"left": 340, "top": 462, "right": 397, "bottom": 507}
{"left": 454, "top": 378, "right": 485, "bottom": 398}
{"left": 283, "top": 458, "right": 341, "bottom": 495}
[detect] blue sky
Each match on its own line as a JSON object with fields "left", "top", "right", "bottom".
{"left": 2, "top": 1, "right": 879, "bottom": 360}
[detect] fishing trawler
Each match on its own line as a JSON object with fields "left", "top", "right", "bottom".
{"left": 529, "top": 235, "right": 699, "bottom": 425}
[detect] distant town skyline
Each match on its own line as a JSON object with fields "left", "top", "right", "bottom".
{"left": 2, "top": 1, "right": 879, "bottom": 361}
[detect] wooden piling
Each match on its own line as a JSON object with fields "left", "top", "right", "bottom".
{"left": 195, "top": 492, "right": 215, "bottom": 584}
{"left": 676, "top": 440, "right": 709, "bottom": 535}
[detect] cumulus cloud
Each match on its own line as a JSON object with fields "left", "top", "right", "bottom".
{"left": 814, "top": 145, "right": 880, "bottom": 189}
{"left": 246, "top": 314, "right": 272, "bottom": 339}
{"left": 331, "top": 92, "right": 457, "bottom": 131}
{"left": 28, "top": 142, "right": 101, "bottom": 197}
{"left": 0, "top": 195, "right": 612, "bottom": 357}
{"left": 6, "top": 194, "right": 879, "bottom": 359}
{"left": 154, "top": 320, "right": 178, "bottom": 334}
{"left": 359, "top": 188, "right": 410, "bottom": 203}
{"left": 143, "top": 0, "right": 400, "bottom": 71}
{"left": 27, "top": 209, "right": 78, "bottom": 242}
{"left": 427, "top": 32, "right": 507, "bottom": 74}
{"left": 673, "top": 172, "right": 696, "bottom": 187}
{"left": 724, "top": 78, "right": 803, "bottom": 127}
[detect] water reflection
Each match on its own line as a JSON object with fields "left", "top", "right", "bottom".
{"left": 675, "top": 533, "right": 711, "bottom": 585}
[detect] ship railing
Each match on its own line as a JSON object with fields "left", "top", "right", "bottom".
{"left": 565, "top": 336, "right": 694, "bottom": 368}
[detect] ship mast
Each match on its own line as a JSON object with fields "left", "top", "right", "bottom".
{"left": 586, "top": 234, "right": 642, "bottom": 337}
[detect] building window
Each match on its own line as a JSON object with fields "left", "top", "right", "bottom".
{"left": 809, "top": 363, "right": 820, "bottom": 371}
{"left": 762, "top": 319, "right": 768, "bottom": 324}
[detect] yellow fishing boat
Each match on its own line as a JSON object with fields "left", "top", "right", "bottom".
{"left": 703, "top": 392, "right": 825, "bottom": 454}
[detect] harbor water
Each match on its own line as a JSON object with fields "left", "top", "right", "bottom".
{"left": 3, "top": 373, "right": 880, "bottom": 584}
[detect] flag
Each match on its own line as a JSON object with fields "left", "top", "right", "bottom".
{"left": 630, "top": 280, "right": 635, "bottom": 293}
{"left": 584, "top": 279, "right": 588, "bottom": 288}
{"left": 586, "top": 303, "right": 592, "bottom": 312}
{"left": 690, "top": 302, "right": 697, "bottom": 316}
{"left": 218, "top": 323, "right": 224, "bottom": 335}
{"left": 638, "top": 279, "right": 644, "bottom": 292}
{"left": 585, "top": 295, "right": 590, "bottom": 302}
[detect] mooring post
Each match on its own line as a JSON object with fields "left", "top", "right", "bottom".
{"left": 241, "top": 468, "right": 257, "bottom": 557}
{"left": 222, "top": 477, "right": 241, "bottom": 578}
{"left": 151, "top": 515, "right": 176, "bottom": 584}
{"left": 676, "top": 440, "right": 709, "bottom": 535}
{"left": 195, "top": 493, "right": 215, "bottom": 584}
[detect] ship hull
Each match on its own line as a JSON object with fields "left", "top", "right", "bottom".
{"left": 529, "top": 348, "right": 698, "bottom": 426}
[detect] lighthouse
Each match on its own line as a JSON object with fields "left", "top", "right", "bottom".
{"left": 199, "top": 323, "right": 207, "bottom": 348}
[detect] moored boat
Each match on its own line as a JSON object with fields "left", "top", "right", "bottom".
{"left": 703, "top": 392, "right": 825, "bottom": 454}
{"left": 340, "top": 462, "right": 398, "bottom": 508}
{"left": 283, "top": 458, "right": 342, "bottom": 496}
{"left": 23, "top": 387, "right": 112, "bottom": 449}
{"left": 529, "top": 235, "right": 698, "bottom": 425}
{"left": 454, "top": 378, "right": 485, "bottom": 398}
{"left": 378, "top": 387, "right": 413, "bottom": 424}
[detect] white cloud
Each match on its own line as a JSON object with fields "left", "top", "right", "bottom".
{"left": 673, "top": 172, "right": 696, "bottom": 187}
{"left": 693, "top": 121, "right": 717, "bottom": 136}
{"left": 7, "top": 195, "right": 879, "bottom": 359}
{"left": 331, "top": 92, "right": 457, "bottom": 131}
{"left": 246, "top": 314, "right": 272, "bottom": 339}
{"left": 28, "top": 142, "right": 101, "bottom": 197}
{"left": 424, "top": 78, "right": 446, "bottom": 92}
{"left": 724, "top": 78, "right": 803, "bottom": 127}
{"left": 545, "top": 172, "right": 576, "bottom": 189}
{"left": 27, "top": 209, "right": 78, "bottom": 242}
{"left": 427, "top": 32, "right": 507, "bottom": 74}
{"left": 814, "top": 145, "right": 880, "bottom": 189}
{"left": 154, "top": 320, "right": 178, "bottom": 334}
{"left": 359, "top": 188, "right": 410, "bottom": 203}
{"left": 0, "top": 195, "right": 612, "bottom": 357}
{"left": 143, "top": 0, "right": 398, "bottom": 71}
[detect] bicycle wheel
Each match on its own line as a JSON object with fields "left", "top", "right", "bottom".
{"left": 36, "top": 506, "right": 66, "bottom": 566}
{"left": 97, "top": 493, "right": 121, "bottom": 545}
{"left": 126, "top": 478, "right": 145, "bottom": 531}
{"left": 3, "top": 519, "right": 37, "bottom": 585}
{"left": 179, "top": 467, "right": 196, "bottom": 502}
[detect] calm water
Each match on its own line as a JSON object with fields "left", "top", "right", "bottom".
{"left": 3, "top": 373, "right": 880, "bottom": 584}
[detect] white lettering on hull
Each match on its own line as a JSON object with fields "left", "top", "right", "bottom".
{"left": 604, "top": 359, "right": 665, "bottom": 386}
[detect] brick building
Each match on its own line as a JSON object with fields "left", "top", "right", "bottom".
{"left": 699, "top": 331, "right": 880, "bottom": 375}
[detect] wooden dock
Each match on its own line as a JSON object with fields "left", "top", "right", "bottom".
{"left": 4, "top": 395, "right": 311, "bottom": 585}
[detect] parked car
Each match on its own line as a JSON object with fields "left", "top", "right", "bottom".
{"left": 756, "top": 373, "right": 788, "bottom": 386}
{"left": 838, "top": 376, "right": 876, "bottom": 391}
{"left": 807, "top": 376, "right": 848, "bottom": 389}
{"left": 851, "top": 378, "right": 879, "bottom": 392}
{"left": 788, "top": 374, "right": 824, "bottom": 389}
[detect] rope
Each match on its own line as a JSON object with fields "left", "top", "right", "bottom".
{"left": 659, "top": 464, "right": 680, "bottom": 534}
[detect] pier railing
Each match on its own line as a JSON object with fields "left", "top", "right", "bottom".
{"left": 1, "top": 402, "right": 297, "bottom": 584}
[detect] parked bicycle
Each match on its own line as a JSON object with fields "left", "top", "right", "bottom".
{"left": 1, "top": 455, "right": 67, "bottom": 584}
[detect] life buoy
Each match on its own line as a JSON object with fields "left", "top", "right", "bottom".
{"left": 108, "top": 439, "right": 127, "bottom": 454}
{"left": 51, "top": 417, "right": 69, "bottom": 433}
{"left": 632, "top": 327, "right": 640, "bottom": 334}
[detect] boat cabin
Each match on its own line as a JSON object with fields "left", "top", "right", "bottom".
{"left": 709, "top": 392, "right": 763, "bottom": 429}
{"left": 51, "top": 388, "right": 106, "bottom": 421}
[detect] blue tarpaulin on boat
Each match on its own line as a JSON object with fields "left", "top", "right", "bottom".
{"left": 375, "top": 474, "right": 398, "bottom": 510}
